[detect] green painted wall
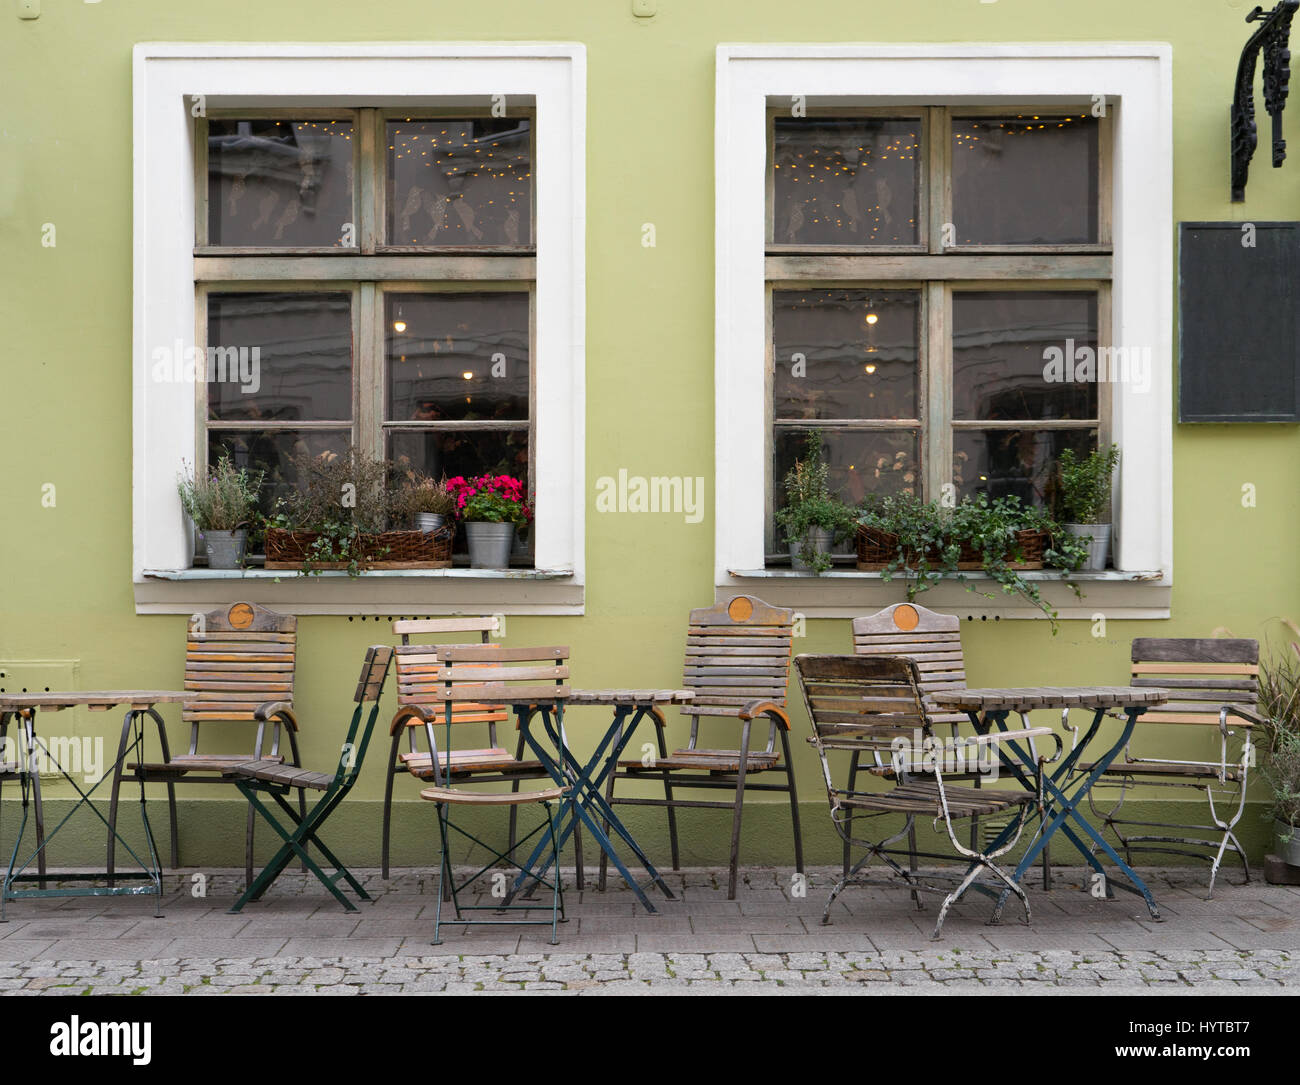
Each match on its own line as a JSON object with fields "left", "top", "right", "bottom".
{"left": 1, "top": 0, "right": 1297, "bottom": 871}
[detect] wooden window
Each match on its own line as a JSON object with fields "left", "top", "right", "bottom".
{"left": 195, "top": 108, "right": 537, "bottom": 558}
{"left": 765, "top": 106, "right": 1111, "bottom": 559}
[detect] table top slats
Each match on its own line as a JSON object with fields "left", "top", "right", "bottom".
{"left": 931, "top": 686, "right": 1168, "bottom": 712}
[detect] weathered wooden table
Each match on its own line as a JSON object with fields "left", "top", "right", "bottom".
{"left": 930, "top": 685, "right": 1169, "bottom": 921}
{"left": 508, "top": 689, "right": 695, "bottom": 914}
{"left": 0, "top": 691, "right": 186, "bottom": 918}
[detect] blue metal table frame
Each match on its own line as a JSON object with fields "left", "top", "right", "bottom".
{"left": 0, "top": 692, "right": 185, "bottom": 920}
{"left": 931, "top": 686, "right": 1169, "bottom": 922}
{"left": 507, "top": 690, "right": 694, "bottom": 914}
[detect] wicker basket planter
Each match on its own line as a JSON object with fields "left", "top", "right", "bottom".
{"left": 856, "top": 525, "right": 1048, "bottom": 571}
{"left": 265, "top": 526, "right": 454, "bottom": 570}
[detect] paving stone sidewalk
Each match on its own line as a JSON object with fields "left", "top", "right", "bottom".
{"left": 1, "top": 867, "right": 1297, "bottom": 994}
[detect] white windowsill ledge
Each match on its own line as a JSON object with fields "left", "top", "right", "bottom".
{"left": 720, "top": 568, "right": 1171, "bottom": 620}
{"left": 134, "top": 568, "right": 584, "bottom": 616}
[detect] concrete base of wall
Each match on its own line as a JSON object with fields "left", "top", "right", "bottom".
{"left": 5, "top": 797, "right": 1273, "bottom": 875}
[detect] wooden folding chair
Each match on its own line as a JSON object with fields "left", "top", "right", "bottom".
{"left": 853, "top": 602, "right": 1063, "bottom": 885}
{"left": 794, "top": 653, "right": 1055, "bottom": 939}
{"left": 601, "top": 595, "right": 803, "bottom": 900}
{"left": 108, "top": 602, "right": 302, "bottom": 888}
{"left": 419, "top": 644, "right": 571, "bottom": 945}
{"left": 1080, "top": 637, "right": 1262, "bottom": 898}
{"left": 382, "top": 617, "right": 582, "bottom": 884}
{"left": 228, "top": 645, "right": 394, "bottom": 913}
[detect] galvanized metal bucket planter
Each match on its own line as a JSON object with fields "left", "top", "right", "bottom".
{"left": 789, "top": 527, "right": 834, "bottom": 571}
{"left": 415, "top": 512, "right": 447, "bottom": 533}
{"left": 1064, "top": 523, "right": 1111, "bottom": 571}
{"left": 203, "top": 529, "right": 247, "bottom": 570}
{"left": 465, "top": 521, "right": 514, "bottom": 569}
{"left": 1276, "top": 820, "right": 1300, "bottom": 867}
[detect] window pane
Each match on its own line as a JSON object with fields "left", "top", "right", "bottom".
{"left": 774, "top": 428, "right": 919, "bottom": 518}
{"left": 952, "top": 291, "right": 1097, "bottom": 421}
{"left": 207, "top": 293, "right": 353, "bottom": 422}
{"left": 951, "top": 114, "right": 1099, "bottom": 245}
{"left": 774, "top": 290, "right": 919, "bottom": 421}
{"left": 389, "top": 429, "right": 529, "bottom": 486}
{"left": 386, "top": 119, "right": 531, "bottom": 246}
{"left": 208, "top": 429, "right": 351, "bottom": 515}
{"left": 386, "top": 292, "right": 529, "bottom": 423}
{"left": 208, "top": 119, "right": 355, "bottom": 247}
{"left": 772, "top": 118, "right": 920, "bottom": 246}
{"left": 954, "top": 428, "right": 1095, "bottom": 506}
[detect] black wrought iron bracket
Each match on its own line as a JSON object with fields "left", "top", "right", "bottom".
{"left": 1231, "top": 0, "right": 1299, "bottom": 202}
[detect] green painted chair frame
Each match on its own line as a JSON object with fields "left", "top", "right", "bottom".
{"left": 107, "top": 601, "right": 303, "bottom": 888}
{"left": 600, "top": 594, "right": 803, "bottom": 900}
{"left": 228, "top": 645, "right": 394, "bottom": 913}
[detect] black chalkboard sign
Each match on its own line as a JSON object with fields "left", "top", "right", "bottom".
{"left": 1178, "top": 221, "right": 1300, "bottom": 423}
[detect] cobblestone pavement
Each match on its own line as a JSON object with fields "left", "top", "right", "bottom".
{"left": 1, "top": 867, "right": 1297, "bottom": 993}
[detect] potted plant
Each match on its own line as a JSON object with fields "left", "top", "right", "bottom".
{"left": 855, "top": 492, "right": 1088, "bottom": 632}
{"left": 774, "top": 431, "right": 857, "bottom": 574}
{"left": 265, "top": 450, "right": 451, "bottom": 575}
{"left": 393, "top": 471, "right": 457, "bottom": 533}
{"left": 1053, "top": 443, "right": 1120, "bottom": 571}
{"left": 1257, "top": 625, "right": 1300, "bottom": 866}
{"left": 177, "top": 455, "right": 263, "bottom": 570}
{"left": 447, "top": 474, "right": 531, "bottom": 569}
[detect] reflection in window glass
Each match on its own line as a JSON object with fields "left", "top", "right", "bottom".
{"left": 951, "top": 115, "right": 1099, "bottom": 245}
{"left": 207, "top": 293, "right": 353, "bottom": 423}
{"left": 387, "top": 119, "right": 531, "bottom": 246}
{"left": 209, "top": 429, "right": 351, "bottom": 517}
{"left": 954, "top": 428, "right": 1095, "bottom": 506}
{"left": 952, "top": 292, "right": 1097, "bottom": 421}
{"left": 772, "top": 118, "right": 919, "bottom": 246}
{"left": 208, "top": 119, "right": 354, "bottom": 247}
{"left": 774, "top": 290, "right": 919, "bottom": 421}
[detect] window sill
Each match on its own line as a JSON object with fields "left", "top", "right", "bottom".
{"left": 135, "top": 567, "right": 583, "bottom": 616}
{"left": 721, "top": 568, "right": 1170, "bottom": 620}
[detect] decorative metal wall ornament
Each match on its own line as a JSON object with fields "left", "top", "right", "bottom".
{"left": 1231, "top": 0, "right": 1299, "bottom": 202}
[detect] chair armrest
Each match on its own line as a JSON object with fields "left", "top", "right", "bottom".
{"left": 738, "top": 700, "right": 790, "bottom": 729}
{"left": 389, "top": 704, "right": 435, "bottom": 735}
{"left": 253, "top": 702, "right": 299, "bottom": 731}
{"left": 1221, "top": 704, "right": 1265, "bottom": 734}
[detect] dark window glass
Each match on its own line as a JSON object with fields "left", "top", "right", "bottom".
{"left": 386, "top": 293, "right": 529, "bottom": 423}
{"left": 208, "top": 429, "right": 351, "bottom": 516}
{"left": 207, "top": 293, "right": 353, "bottom": 423}
{"left": 772, "top": 118, "right": 920, "bottom": 246}
{"left": 208, "top": 119, "right": 355, "bottom": 247}
{"left": 952, "top": 292, "right": 1098, "bottom": 421}
{"left": 951, "top": 115, "right": 1099, "bottom": 245}
{"left": 389, "top": 429, "right": 528, "bottom": 488}
{"left": 774, "top": 290, "right": 919, "bottom": 421}
{"left": 954, "top": 428, "right": 1095, "bottom": 506}
{"left": 387, "top": 119, "right": 531, "bottom": 246}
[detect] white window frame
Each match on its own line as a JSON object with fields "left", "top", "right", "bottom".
{"left": 714, "top": 43, "right": 1174, "bottom": 619}
{"left": 132, "top": 43, "right": 585, "bottom": 614}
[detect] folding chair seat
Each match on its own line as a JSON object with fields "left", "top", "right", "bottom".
{"left": 108, "top": 602, "right": 302, "bottom": 888}
{"left": 422, "top": 644, "right": 572, "bottom": 945}
{"left": 600, "top": 595, "right": 803, "bottom": 900}
{"left": 381, "top": 617, "right": 582, "bottom": 883}
{"left": 794, "top": 653, "right": 1056, "bottom": 939}
{"left": 1080, "top": 637, "right": 1261, "bottom": 898}
{"left": 227, "top": 645, "right": 393, "bottom": 913}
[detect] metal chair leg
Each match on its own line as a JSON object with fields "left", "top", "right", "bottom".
{"left": 780, "top": 728, "right": 803, "bottom": 876}
{"left": 726, "top": 719, "right": 753, "bottom": 900}
{"left": 656, "top": 726, "right": 680, "bottom": 871}
{"left": 381, "top": 728, "right": 403, "bottom": 878}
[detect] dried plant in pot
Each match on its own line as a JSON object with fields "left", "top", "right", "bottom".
{"left": 176, "top": 455, "right": 263, "bottom": 570}
{"left": 393, "top": 471, "right": 457, "bottom": 533}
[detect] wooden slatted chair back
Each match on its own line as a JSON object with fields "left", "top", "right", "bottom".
{"left": 184, "top": 602, "right": 297, "bottom": 726}
{"left": 353, "top": 645, "right": 395, "bottom": 704}
{"left": 852, "top": 603, "right": 968, "bottom": 732}
{"left": 680, "top": 595, "right": 794, "bottom": 718}
{"left": 795, "top": 654, "right": 928, "bottom": 771}
{"left": 1129, "top": 638, "right": 1260, "bottom": 727}
{"left": 392, "top": 618, "right": 509, "bottom": 731}
{"left": 433, "top": 645, "right": 570, "bottom": 712}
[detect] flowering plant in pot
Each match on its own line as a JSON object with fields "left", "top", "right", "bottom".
{"left": 447, "top": 474, "right": 532, "bottom": 569}
{"left": 176, "top": 455, "right": 264, "bottom": 570}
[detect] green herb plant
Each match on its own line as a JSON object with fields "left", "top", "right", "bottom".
{"left": 177, "top": 455, "right": 263, "bottom": 532}
{"left": 774, "top": 430, "right": 857, "bottom": 574}
{"left": 1054, "top": 443, "right": 1120, "bottom": 524}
